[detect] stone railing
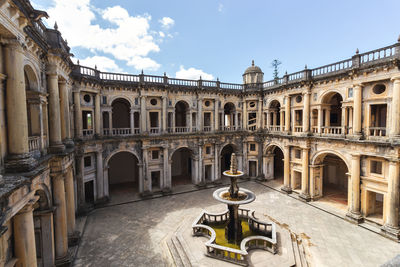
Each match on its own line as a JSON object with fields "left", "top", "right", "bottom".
{"left": 28, "top": 136, "right": 40, "bottom": 152}
{"left": 294, "top": 126, "right": 303, "bottom": 133}
{"left": 321, "top": 126, "right": 342, "bottom": 135}
{"left": 149, "top": 127, "right": 160, "bottom": 135}
{"left": 82, "top": 129, "right": 94, "bottom": 137}
{"left": 192, "top": 209, "right": 277, "bottom": 266}
{"left": 368, "top": 126, "right": 386, "bottom": 137}
{"left": 268, "top": 125, "right": 281, "bottom": 132}
{"left": 222, "top": 125, "right": 237, "bottom": 131}
{"left": 203, "top": 126, "right": 212, "bottom": 132}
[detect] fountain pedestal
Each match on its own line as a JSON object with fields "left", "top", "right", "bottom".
{"left": 226, "top": 204, "right": 242, "bottom": 243}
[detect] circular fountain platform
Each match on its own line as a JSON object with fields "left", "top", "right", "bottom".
{"left": 213, "top": 187, "right": 256, "bottom": 205}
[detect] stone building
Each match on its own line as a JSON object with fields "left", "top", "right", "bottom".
{"left": 1, "top": 0, "right": 400, "bottom": 266}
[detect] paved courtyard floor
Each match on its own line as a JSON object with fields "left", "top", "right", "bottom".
{"left": 73, "top": 181, "right": 400, "bottom": 267}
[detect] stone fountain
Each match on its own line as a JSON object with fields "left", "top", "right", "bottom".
{"left": 192, "top": 153, "right": 277, "bottom": 266}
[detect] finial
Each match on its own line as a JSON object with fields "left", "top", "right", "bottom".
{"left": 217, "top": 77, "right": 219, "bottom": 81}
{"left": 252, "top": 60, "right": 254, "bottom": 66}
{"left": 54, "top": 22, "right": 58, "bottom": 30}
{"left": 164, "top": 72, "right": 166, "bottom": 76}
{"left": 230, "top": 153, "right": 238, "bottom": 174}
{"left": 397, "top": 34, "right": 400, "bottom": 43}
{"left": 199, "top": 76, "right": 202, "bottom": 80}
{"left": 141, "top": 69, "right": 144, "bottom": 74}
{"left": 305, "top": 64, "right": 307, "bottom": 69}
{"left": 355, "top": 48, "right": 359, "bottom": 54}
{"left": 77, "top": 59, "right": 80, "bottom": 65}
{"left": 285, "top": 71, "right": 288, "bottom": 75}
{"left": 95, "top": 65, "right": 97, "bottom": 70}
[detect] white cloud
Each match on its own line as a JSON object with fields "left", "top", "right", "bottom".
{"left": 159, "top": 17, "right": 174, "bottom": 29}
{"left": 41, "top": 0, "right": 166, "bottom": 71}
{"left": 218, "top": 3, "right": 224, "bottom": 12}
{"left": 76, "top": 56, "right": 123, "bottom": 73}
{"left": 175, "top": 66, "right": 214, "bottom": 80}
{"left": 159, "top": 31, "right": 165, "bottom": 38}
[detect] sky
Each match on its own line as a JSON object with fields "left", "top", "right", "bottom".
{"left": 31, "top": 0, "right": 400, "bottom": 83}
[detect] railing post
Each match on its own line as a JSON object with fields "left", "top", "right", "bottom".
{"left": 139, "top": 70, "right": 144, "bottom": 84}
{"left": 216, "top": 78, "right": 220, "bottom": 89}
{"left": 198, "top": 76, "right": 203, "bottom": 88}
{"left": 303, "top": 65, "right": 312, "bottom": 81}
{"left": 352, "top": 48, "right": 361, "bottom": 69}
{"left": 283, "top": 71, "right": 289, "bottom": 84}
{"left": 163, "top": 72, "right": 168, "bottom": 85}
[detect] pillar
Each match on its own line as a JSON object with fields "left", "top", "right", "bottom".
{"left": 75, "top": 155, "right": 85, "bottom": 212}
{"left": 142, "top": 148, "right": 151, "bottom": 193}
{"left": 280, "top": 111, "right": 284, "bottom": 131}
{"left": 197, "top": 98, "right": 203, "bottom": 131}
{"left": 163, "top": 146, "right": 170, "bottom": 190}
{"left": 266, "top": 111, "right": 271, "bottom": 129}
{"left": 214, "top": 143, "right": 220, "bottom": 180}
{"left": 52, "top": 174, "right": 69, "bottom": 262}
{"left": 243, "top": 101, "right": 247, "bottom": 129}
{"left": 59, "top": 81, "right": 72, "bottom": 143}
{"left": 300, "top": 148, "right": 310, "bottom": 201}
{"left": 258, "top": 99, "right": 263, "bottom": 129}
{"left": 214, "top": 99, "right": 219, "bottom": 131}
{"left": 382, "top": 160, "right": 400, "bottom": 238}
{"left": 281, "top": 145, "right": 291, "bottom": 193}
{"left": 14, "top": 201, "right": 37, "bottom": 267}
{"left": 317, "top": 107, "right": 322, "bottom": 134}
{"left": 4, "top": 41, "right": 35, "bottom": 171}
{"left": 346, "top": 154, "right": 362, "bottom": 222}
{"left": 198, "top": 145, "right": 203, "bottom": 184}
{"left": 390, "top": 77, "right": 400, "bottom": 139}
{"left": 74, "top": 92, "right": 82, "bottom": 138}
{"left": 285, "top": 96, "right": 291, "bottom": 133}
{"left": 65, "top": 167, "right": 76, "bottom": 238}
{"left": 130, "top": 109, "right": 135, "bottom": 134}
{"left": 140, "top": 96, "right": 147, "bottom": 133}
{"left": 234, "top": 111, "right": 238, "bottom": 129}
{"left": 96, "top": 151, "right": 104, "bottom": 200}
{"left": 303, "top": 91, "right": 310, "bottom": 133}
{"left": 95, "top": 93, "right": 101, "bottom": 135}
{"left": 108, "top": 111, "right": 112, "bottom": 131}
{"left": 47, "top": 70, "right": 65, "bottom": 152}
{"left": 162, "top": 96, "right": 167, "bottom": 133}
{"left": 352, "top": 84, "right": 362, "bottom": 137}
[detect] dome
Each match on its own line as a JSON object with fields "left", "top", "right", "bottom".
{"left": 244, "top": 60, "right": 263, "bottom": 75}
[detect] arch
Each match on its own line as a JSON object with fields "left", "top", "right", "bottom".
{"left": 223, "top": 102, "right": 236, "bottom": 113}
{"left": 175, "top": 100, "right": 190, "bottom": 127}
{"left": 109, "top": 95, "right": 133, "bottom": 107}
{"left": 319, "top": 90, "right": 345, "bottom": 104}
{"left": 111, "top": 98, "right": 131, "bottom": 129}
{"left": 107, "top": 151, "right": 140, "bottom": 197}
{"left": 34, "top": 185, "right": 52, "bottom": 210}
{"left": 263, "top": 144, "right": 284, "bottom": 182}
{"left": 311, "top": 150, "right": 350, "bottom": 169}
{"left": 264, "top": 142, "right": 284, "bottom": 156}
{"left": 268, "top": 99, "right": 281, "bottom": 109}
{"left": 24, "top": 64, "right": 39, "bottom": 91}
{"left": 171, "top": 147, "right": 195, "bottom": 186}
{"left": 104, "top": 148, "right": 142, "bottom": 168}
{"left": 267, "top": 98, "right": 282, "bottom": 108}
{"left": 220, "top": 144, "right": 238, "bottom": 174}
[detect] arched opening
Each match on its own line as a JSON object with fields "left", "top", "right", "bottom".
{"left": 220, "top": 144, "right": 237, "bottom": 174}
{"left": 268, "top": 100, "right": 281, "bottom": 130}
{"left": 175, "top": 101, "right": 189, "bottom": 130}
{"left": 108, "top": 152, "right": 139, "bottom": 198}
{"left": 111, "top": 98, "right": 131, "bottom": 129}
{"left": 315, "top": 153, "right": 349, "bottom": 210}
{"left": 321, "top": 93, "right": 343, "bottom": 134}
{"left": 223, "top": 103, "right": 236, "bottom": 130}
{"left": 264, "top": 145, "right": 284, "bottom": 185}
{"left": 171, "top": 147, "right": 193, "bottom": 186}
{"left": 33, "top": 189, "right": 54, "bottom": 266}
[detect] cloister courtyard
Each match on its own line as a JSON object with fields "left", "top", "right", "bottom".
{"left": 73, "top": 180, "right": 400, "bottom": 267}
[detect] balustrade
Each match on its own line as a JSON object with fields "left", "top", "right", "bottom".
{"left": 369, "top": 127, "right": 386, "bottom": 137}
{"left": 321, "top": 126, "right": 342, "bottom": 135}
{"left": 149, "top": 127, "right": 160, "bottom": 135}
{"left": 203, "top": 126, "right": 212, "bottom": 132}
{"left": 82, "top": 129, "right": 94, "bottom": 137}
{"left": 294, "top": 126, "right": 303, "bottom": 133}
{"left": 268, "top": 125, "right": 281, "bottom": 132}
{"left": 28, "top": 136, "right": 40, "bottom": 152}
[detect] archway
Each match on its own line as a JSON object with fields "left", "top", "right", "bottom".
{"left": 171, "top": 147, "right": 193, "bottom": 186}
{"left": 314, "top": 153, "right": 349, "bottom": 210}
{"left": 108, "top": 152, "right": 139, "bottom": 197}
{"left": 321, "top": 92, "right": 343, "bottom": 134}
{"left": 264, "top": 145, "right": 284, "bottom": 184}
{"left": 220, "top": 144, "right": 237, "bottom": 174}
{"left": 175, "top": 101, "right": 189, "bottom": 128}
{"left": 223, "top": 102, "right": 235, "bottom": 129}
{"left": 111, "top": 98, "right": 131, "bottom": 129}
{"left": 268, "top": 100, "right": 281, "bottom": 129}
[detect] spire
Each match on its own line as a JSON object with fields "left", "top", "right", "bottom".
{"left": 54, "top": 21, "right": 58, "bottom": 30}
{"left": 252, "top": 60, "right": 255, "bottom": 66}
{"left": 355, "top": 48, "right": 359, "bottom": 54}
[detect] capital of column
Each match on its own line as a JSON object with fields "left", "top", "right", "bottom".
{"left": 391, "top": 75, "right": 400, "bottom": 82}
{"left": 18, "top": 197, "right": 38, "bottom": 214}
{"left": 353, "top": 84, "right": 363, "bottom": 90}
{"left": 351, "top": 153, "right": 361, "bottom": 160}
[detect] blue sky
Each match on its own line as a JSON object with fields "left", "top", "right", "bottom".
{"left": 32, "top": 0, "right": 400, "bottom": 83}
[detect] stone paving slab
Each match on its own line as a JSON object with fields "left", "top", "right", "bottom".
{"left": 73, "top": 181, "right": 400, "bottom": 267}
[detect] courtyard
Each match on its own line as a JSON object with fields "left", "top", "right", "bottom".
{"left": 73, "top": 181, "right": 400, "bottom": 267}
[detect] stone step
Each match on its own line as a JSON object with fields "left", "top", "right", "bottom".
{"left": 167, "top": 236, "right": 185, "bottom": 267}
{"left": 172, "top": 235, "right": 192, "bottom": 267}
{"left": 359, "top": 220, "right": 382, "bottom": 235}
{"left": 290, "top": 233, "right": 309, "bottom": 267}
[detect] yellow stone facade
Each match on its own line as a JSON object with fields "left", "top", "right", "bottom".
{"left": 1, "top": 1, "right": 400, "bottom": 266}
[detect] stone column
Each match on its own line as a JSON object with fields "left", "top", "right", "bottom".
{"left": 75, "top": 155, "right": 85, "bottom": 212}
{"left": 108, "top": 111, "right": 112, "bottom": 131}
{"left": 280, "top": 111, "right": 284, "bottom": 131}
{"left": 4, "top": 41, "right": 35, "bottom": 171}
{"left": 142, "top": 148, "right": 151, "bottom": 193}
{"left": 282, "top": 145, "right": 291, "bottom": 193}
{"left": 214, "top": 99, "right": 219, "bottom": 131}
{"left": 285, "top": 96, "right": 291, "bottom": 133}
{"left": 96, "top": 151, "right": 104, "bottom": 200}
{"left": 235, "top": 111, "right": 238, "bottom": 129}
{"left": 95, "top": 93, "right": 101, "bottom": 135}
{"left": 197, "top": 98, "right": 203, "bottom": 131}
{"left": 346, "top": 154, "right": 362, "bottom": 222}
{"left": 74, "top": 92, "right": 82, "bottom": 138}
{"left": 266, "top": 110, "right": 271, "bottom": 129}
{"left": 138, "top": 163, "right": 144, "bottom": 193}
{"left": 130, "top": 109, "right": 135, "bottom": 134}
{"left": 14, "top": 200, "right": 37, "bottom": 267}
{"left": 162, "top": 96, "right": 167, "bottom": 133}
{"left": 59, "top": 81, "right": 72, "bottom": 143}
{"left": 352, "top": 84, "right": 362, "bottom": 137}
{"left": 242, "top": 141, "right": 248, "bottom": 175}
{"left": 390, "top": 77, "right": 400, "bottom": 139}
{"left": 52, "top": 174, "right": 69, "bottom": 262}
{"left": 264, "top": 153, "right": 274, "bottom": 180}
{"left": 243, "top": 101, "right": 247, "bottom": 129}
{"left": 198, "top": 145, "right": 203, "bottom": 184}
{"left": 382, "top": 160, "right": 400, "bottom": 237}
{"left": 214, "top": 143, "right": 219, "bottom": 181}
{"left": 303, "top": 91, "right": 310, "bottom": 133}
{"left": 47, "top": 70, "right": 65, "bottom": 153}
{"left": 163, "top": 146, "right": 170, "bottom": 190}
{"left": 317, "top": 107, "right": 322, "bottom": 134}
{"left": 300, "top": 148, "right": 310, "bottom": 201}
{"left": 65, "top": 167, "right": 76, "bottom": 238}
{"left": 189, "top": 111, "right": 193, "bottom": 132}
{"left": 258, "top": 99, "right": 263, "bottom": 129}
{"left": 140, "top": 96, "right": 147, "bottom": 133}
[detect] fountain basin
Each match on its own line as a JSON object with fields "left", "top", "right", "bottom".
{"left": 213, "top": 187, "right": 256, "bottom": 206}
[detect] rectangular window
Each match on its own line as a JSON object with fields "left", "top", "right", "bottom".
{"left": 370, "top": 160, "right": 383, "bottom": 175}
{"left": 84, "top": 156, "right": 92, "bottom": 167}
{"left": 135, "top": 97, "right": 139, "bottom": 105}
{"left": 295, "top": 149, "right": 301, "bottom": 159}
{"left": 250, "top": 143, "right": 256, "bottom": 151}
{"left": 348, "top": 88, "right": 353, "bottom": 98}
{"left": 206, "top": 146, "right": 211, "bottom": 154}
{"left": 102, "top": 96, "right": 107, "bottom": 104}
{"left": 151, "top": 150, "right": 159, "bottom": 160}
